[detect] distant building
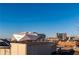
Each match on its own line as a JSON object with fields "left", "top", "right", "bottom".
{"left": 74, "top": 35, "right": 79, "bottom": 41}
{"left": 11, "top": 32, "right": 46, "bottom": 42}
{"left": 56, "top": 33, "right": 67, "bottom": 40}
{"left": 47, "top": 37, "right": 59, "bottom": 43}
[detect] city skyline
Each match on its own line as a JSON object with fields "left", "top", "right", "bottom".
{"left": 0, "top": 3, "right": 79, "bottom": 38}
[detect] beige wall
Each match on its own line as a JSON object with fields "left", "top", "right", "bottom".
{"left": 0, "top": 49, "right": 5, "bottom": 55}
{"left": 11, "top": 43, "right": 27, "bottom": 55}
{"left": 0, "top": 43, "right": 27, "bottom": 55}
{"left": 0, "top": 48, "right": 10, "bottom": 55}
{"left": 5, "top": 49, "right": 11, "bottom": 55}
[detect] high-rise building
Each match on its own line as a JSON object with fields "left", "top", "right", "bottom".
{"left": 56, "top": 33, "right": 67, "bottom": 40}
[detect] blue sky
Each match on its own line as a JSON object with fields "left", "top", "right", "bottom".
{"left": 0, "top": 3, "right": 79, "bottom": 38}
